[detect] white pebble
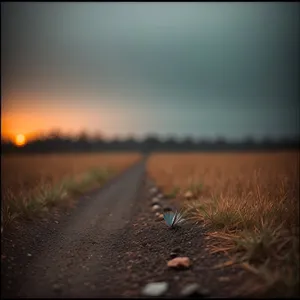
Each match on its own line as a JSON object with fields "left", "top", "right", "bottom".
{"left": 142, "top": 282, "right": 169, "bottom": 297}
{"left": 150, "top": 187, "right": 158, "bottom": 195}
{"left": 151, "top": 205, "right": 160, "bottom": 212}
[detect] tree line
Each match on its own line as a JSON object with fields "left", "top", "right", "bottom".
{"left": 1, "top": 131, "right": 299, "bottom": 154}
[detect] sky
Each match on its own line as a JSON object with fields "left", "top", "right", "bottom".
{"left": 1, "top": 2, "right": 299, "bottom": 141}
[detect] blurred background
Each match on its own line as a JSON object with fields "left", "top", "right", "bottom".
{"left": 1, "top": 2, "right": 299, "bottom": 153}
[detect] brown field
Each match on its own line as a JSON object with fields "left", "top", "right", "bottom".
{"left": 147, "top": 151, "right": 299, "bottom": 296}
{"left": 1, "top": 152, "right": 141, "bottom": 226}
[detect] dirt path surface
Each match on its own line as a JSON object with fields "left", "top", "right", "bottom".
{"left": 2, "top": 157, "right": 146, "bottom": 298}
{"left": 2, "top": 156, "right": 254, "bottom": 298}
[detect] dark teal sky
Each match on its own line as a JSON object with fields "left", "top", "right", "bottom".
{"left": 1, "top": 2, "right": 299, "bottom": 140}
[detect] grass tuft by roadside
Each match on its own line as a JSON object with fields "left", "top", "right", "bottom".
{"left": 147, "top": 152, "right": 299, "bottom": 297}
{"left": 183, "top": 179, "right": 299, "bottom": 296}
{"left": 1, "top": 152, "right": 141, "bottom": 233}
{"left": 165, "top": 186, "right": 181, "bottom": 199}
{"left": 1, "top": 167, "right": 115, "bottom": 230}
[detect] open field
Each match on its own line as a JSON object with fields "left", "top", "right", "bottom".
{"left": 1, "top": 153, "right": 141, "bottom": 228}
{"left": 147, "top": 151, "right": 299, "bottom": 297}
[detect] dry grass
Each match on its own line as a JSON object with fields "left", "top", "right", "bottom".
{"left": 1, "top": 153, "right": 141, "bottom": 228}
{"left": 147, "top": 151, "right": 299, "bottom": 297}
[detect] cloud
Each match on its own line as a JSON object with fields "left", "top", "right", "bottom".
{"left": 1, "top": 2, "right": 299, "bottom": 138}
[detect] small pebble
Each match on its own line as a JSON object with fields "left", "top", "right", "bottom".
{"left": 150, "top": 187, "right": 158, "bottom": 195}
{"left": 167, "top": 257, "right": 191, "bottom": 269}
{"left": 151, "top": 205, "right": 160, "bottom": 212}
{"left": 27, "top": 253, "right": 32, "bottom": 257}
{"left": 142, "top": 282, "right": 169, "bottom": 297}
{"left": 170, "top": 252, "right": 178, "bottom": 258}
{"left": 158, "top": 213, "right": 164, "bottom": 220}
{"left": 180, "top": 283, "right": 200, "bottom": 297}
{"left": 184, "top": 190, "right": 194, "bottom": 200}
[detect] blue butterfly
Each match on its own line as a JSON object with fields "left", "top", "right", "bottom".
{"left": 163, "top": 210, "right": 185, "bottom": 228}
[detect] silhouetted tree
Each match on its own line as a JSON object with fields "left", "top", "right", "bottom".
{"left": 142, "top": 134, "right": 162, "bottom": 153}
{"left": 2, "top": 131, "right": 299, "bottom": 154}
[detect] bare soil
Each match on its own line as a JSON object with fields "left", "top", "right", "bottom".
{"left": 1, "top": 157, "right": 267, "bottom": 298}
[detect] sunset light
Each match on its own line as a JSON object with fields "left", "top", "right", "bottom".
{"left": 15, "top": 134, "right": 26, "bottom": 147}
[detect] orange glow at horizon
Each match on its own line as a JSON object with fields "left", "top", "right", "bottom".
{"left": 1, "top": 109, "right": 92, "bottom": 140}
{"left": 1, "top": 107, "right": 120, "bottom": 142}
{"left": 14, "top": 134, "right": 26, "bottom": 147}
{"left": 1, "top": 93, "right": 130, "bottom": 141}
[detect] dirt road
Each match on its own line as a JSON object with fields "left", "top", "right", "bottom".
{"left": 2, "top": 157, "right": 148, "bottom": 298}
{"left": 2, "top": 156, "right": 279, "bottom": 298}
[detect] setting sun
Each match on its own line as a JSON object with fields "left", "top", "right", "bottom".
{"left": 15, "top": 134, "right": 26, "bottom": 147}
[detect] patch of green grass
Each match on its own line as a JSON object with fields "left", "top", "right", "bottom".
{"left": 2, "top": 167, "right": 115, "bottom": 228}
{"left": 90, "top": 167, "right": 115, "bottom": 183}
{"left": 2, "top": 205, "right": 20, "bottom": 227}
{"left": 186, "top": 199, "right": 245, "bottom": 230}
{"left": 188, "top": 182, "right": 203, "bottom": 197}
{"left": 63, "top": 167, "right": 115, "bottom": 195}
{"left": 37, "top": 183, "right": 69, "bottom": 207}
{"left": 165, "top": 186, "right": 180, "bottom": 199}
{"left": 61, "top": 178, "right": 82, "bottom": 195}
{"left": 235, "top": 226, "right": 280, "bottom": 265}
